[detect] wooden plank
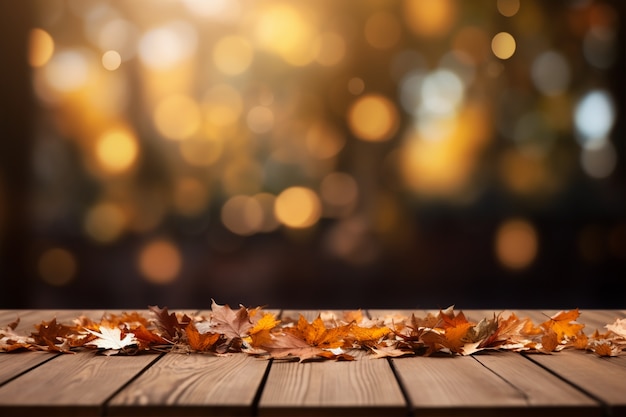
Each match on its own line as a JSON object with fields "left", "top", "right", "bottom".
{"left": 527, "top": 350, "right": 626, "bottom": 417}
{"left": 259, "top": 350, "right": 406, "bottom": 416}
{"left": 0, "top": 310, "right": 87, "bottom": 386}
{"left": 108, "top": 353, "right": 270, "bottom": 417}
{"left": 258, "top": 310, "right": 407, "bottom": 416}
{"left": 392, "top": 354, "right": 531, "bottom": 416}
{"left": 0, "top": 349, "right": 161, "bottom": 417}
{"left": 473, "top": 353, "right": 600, "bottom": 416}
{"left": 0, "top": 310, "right": 164, "bottom": 417}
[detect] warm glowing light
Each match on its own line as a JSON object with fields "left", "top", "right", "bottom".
{"left": 221, "top": 195, "right": 264, "bottom": 236}
{"left": 38, "top": 248, "right": 77, "bottom": 286}
{"left": 174, "top": 177, "right": 210, "bottom": 216}
{"left": 315, "top": 32, "right": 346, "bottom": 66}
{"left": 347, "top": 94, "right": 399, "bottom": 142}
{"left": 213, "top": 35, "right": 253, "bottom": 75}
{"left": 95, "top": 128, "right": 139, "bottom": 174}
{"left": 179, "top": 137, "right": 223, "bottom": 166}
{"left": 181, "top": 0, "right": 240, "bottom": 21}
{"left": 499, "top": 150, "right": 551, "bottom": 195}
{"left": 44, "top": 50, "right": 89, "bottom": 92}
{"left": 275, "top": 187, "right": 322, "bottom": 229}
{"left": 404, "top": 0, "right": 456, "bottom": 38}
{"left": 400, "top": 104, "right": 492, "bottom": 196}
{"left": 246, "top": 106, "right": 274, "bottom": 134}
{"left": 138, "top": 21, "right": 197, "bottom": 70}
{"left": 491, "top": 32, "right": 516, "bottom": 60}
{"left": 84, "top": 202, "right": 126, "bottom": 243}
{"left": 203, "top": 83, "right": 243, "bottom": 126}
{"left": 28, "top": 28, "right": 54, "bottom": 67}
{"left": 305, "top": 122, "right": 346, "bottom": 159}
{"left": 138, "top": 239, "right": 182, "bottom": 284}
{"left": 497, "top": 0, "right": 520, "bottom": 17}
{"left": 102, "top": 50, "right": 122, "bottom": 71}
{"left": 495, "top": 218, "right": 538, "bottom": 270}
{"left": 421, "top": 69, "right": 465, "bottom": 116}
{"left": 255, "top": 4, "right": 317, "bottom": 66}
{"left": 153, "top": 94, "right": 201, "bottom": 140}
{"left": 364, "top": 11, "right": 401, "bottom": 49}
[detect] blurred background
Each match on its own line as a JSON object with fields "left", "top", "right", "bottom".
{"left": 0, "top": 0, "right": 624, "bottom": 310}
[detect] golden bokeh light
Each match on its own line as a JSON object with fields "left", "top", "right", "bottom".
{"left": 222, "top": 158, "right": 264, "bottom": 196}
{"left": 221, "top": 195, "right": 264, "bottom": 236}
{"left": 491, "top": 32, "right": 516, "bottom": 60}
{"left": 102, "top": 50, "right": 122, "bottom": 71}
{"left": 213, "top": 35, "right": 253, "bottom": 75}
{"left": 497, "top": 0, "right": 520, "bottom": 17}
{"left": 315, "top": 32, "right": 346, "bottom": 66}
{"left": 84, "top": 202, "right": 126, "bottom": 243}
{"left": 43, "top": 49, "right": 90, "bottom": 93}
{"left": 203, "top": 83, "right": 243, "bottom": 127}
{"left": 38, "top": 248, "right": 77, "bottom": 286}
{"left": 153, "top": 94, "right": 201, "bottom": 140}
{"left": 173, "top": 177, "right": 210, "bottom": 216}
{"left": 347, "top": 94, "right": 399, "bottom": 142}
{"left": 347, "top": 77, "right": 365, "bottom": 95}
{"left": 138, "top": 239, "right": 182, "bottom": 284}
{"left": 246, "top": 106, "right": 274, "bottom": 134}
{"left": 179, "top": 136, "right": 224, "bottom": 166}
{"left": 404, "top": 0, "right": 457, "bottom": 38}
{"left": 495, "top": 218, "right": 538, "bottom": 270}
{"left": 28, "top": 28, "right": 54, "bottom": 68}
{"left": 275, "top": 186, "right": 322, "bottom": 229}
{"left": 305, "top": 121, "right": 346, "bottom": 159}
{"left": 400, "top": 104, "right": 492, "bottom": 196}
{"left": 95, "top": 127, "right": 139, "bottom": 174}
{"left": 255, "top": 4, "right": 317, "bottom": 66}
{"left": 364, "top": 11, "right": 401, "bottom": 49}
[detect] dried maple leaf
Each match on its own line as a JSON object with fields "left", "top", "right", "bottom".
{"left": 185, "top": 322, "right": 223, "bottom": 352}
{"left": 1, "top": 318, "right": 35, "bottom": 352}
{"left": 149, "top": 305, "right": 190, "bottom": 340}
{"left": 260, "top": 315, "right": 354, "bottom": 361}
{"left": 606, "top": 318, "right": 626, "bottom": 339}
{"left": 438, "top": 309, "right": 475, "bottom": 353}
{"left": 32, "top": 318, "right": 73, "bottom": 352}
{"left": 591, "top": 341, "right": 621, "bottom": 357}
{"left": 86, "top": 326, "right": 137, "bottom": 353}
{"left": 541, "top": 309, "right": 585, "bottom": 343}
{"left": 210, "top": 300, "right": 254, "bottom": 341}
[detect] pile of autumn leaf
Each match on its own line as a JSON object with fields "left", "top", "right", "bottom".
{"left": 1, "top": 301, "right": 625, "bottom": 360}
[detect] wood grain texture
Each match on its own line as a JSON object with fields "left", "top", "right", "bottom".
{"left": 473, "top": 353, "right": 599, "bottom": 416}
{"left": 259, "top": 350, "right": 406, "bottom": 416}
{"left": 108, "top": 352, "right": 269, "bottom": 416}
{"left": 0, "top": 309, "right": 96, "bottom": 386}
{"left": 0, "top": 350, "right": 159, "bottom": 417}
{"left": 392, "top": 354, "right": 532, "bottom": 416}
{"left": 527, "top": 350, "right": 626, "bottom": 417}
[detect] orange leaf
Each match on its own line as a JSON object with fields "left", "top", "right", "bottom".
{"left": 185, "top": 322, "right": 222, "bottom": 352}
{"left": 541, "top": 309, "right": 585, "bottom": 342}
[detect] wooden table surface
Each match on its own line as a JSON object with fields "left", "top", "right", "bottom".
{"left": 1, "top": 309, "right": 625, "bottom": 417}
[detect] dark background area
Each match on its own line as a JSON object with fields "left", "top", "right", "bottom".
{"left": 1, "top": 0, "right": 625, "bottom": 310}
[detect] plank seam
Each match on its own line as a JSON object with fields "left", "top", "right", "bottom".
{"left": 521, "top": 353, "right": 611, "bottom": 417}
{"left": 100, "top": 352, "right": 166, "bottom": 417}
{"left": 387, "top": 358, "right": 415, "bottom": 417}
{"left": 471, "top": 355, "right": 531, "bottom": 405}
{"left": 250, "top": 358, "right": 274, "bottom": 417}
{"left": 365, "top": 309, "right": 413, "bottom": 416}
